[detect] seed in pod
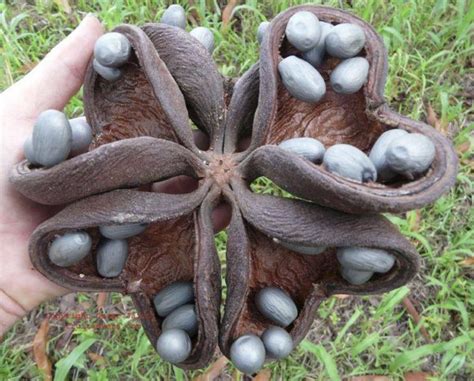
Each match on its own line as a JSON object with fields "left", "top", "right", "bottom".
{"left": 276, "top": 239, "right": 326, "bottom": 255}
{"left": 302, "top": 21, "right": 334, "bottom": 67}
{"left": 285, "top": 11, "right": 321, "bottom": 52}
{"left": 99, "top": 223, "right": 148, "bottom": 240}
{"left": 189, "top": 27, "right": 214, "bottom": 54}
{"left": 96, "top": 239, "right": 128, "bottom": 278}
{"left": 156, "top": 328, "right": 191, "bottom": 364}
{"left": 255, "top": 287, "right": 298, "bottom": 327}
{"left": 94, "top": 32, "right": 131, "bottom": 68}
{"left": 340, "top": 267, "right": 374, "bottom": 285}
{"left": 230, "top": 334, "right": 266, "bottom": 375}
{"left": 326, "top": 23, "right": 366, "bottom": 59}
{"left": 23, "top": 136, "right": 38, "bottom": 165}
{"left": 93, "top": 59, "right": 122, "bottom": 82}
{"left": 323, "top": 144, "right": 377, "bottom": 183}
{"left": 330, "top": 57, "right": 369, "bottom": 94}
{"left": 48, "top": 231, "right": 92, "bottom": 267}
{"left": 386, "top": 133, "right": 435, "bottom": 179}
{"left": 162, "top": 304, "right": 198, "bottom": 337}
{"left": 369, "top": 129, "right": 409, "bottom": 182}
{"left": 160, "top": 4, "right": 186, "bottom": 29}
{"left": 261, "top": 326, "right": 293, "bottom": 359}
{"left": 154, "top": 281, "right": 194, "bottom": 317}
{"left": 257, "top": 21, "right": 270, "bottom": 44}
{"left": 278, "top": 56, "right": 326, "bottom": 103}
{"left": 337, "top": 247, "right": 395, "bottom": 273}
{"left": 69, "top": 117, "right": 93, "bottom": 156}
{"left": 32, "top": 109, "right": 72, "bottom": 167}
{"left": 278, "top": 137, "right": 326, "bottom": 163}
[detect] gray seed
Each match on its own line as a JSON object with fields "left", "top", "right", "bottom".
{"left": 257, "top": 21, "right": 270, "bottom": 44}
{"left": 154, "top": 281, "right": 194, "bottom": 317}
{"left": 48, "top": 231, "right": 92, "bottom": 267}
{"left": 69, "top": 117, "right": 93, "bottom": 156}
{"left": 326, "top": 23, "right": 366, "bottom": 58}
{"left": 369, "top": 129, "right": 409, "bottom": 182}
{"left": 330, "top": 57, "right": 369, "bottom": 94}
{"left": 189, "top": 27, "right": 214, "bottom": 54}
{"left": 255, "top": 287, "right": 298, "bottom": 327}
{"left": 94, "top": 32, "right": 131, "bottom": 68}
{"left": 261, "top": 326, "right": 293, "bottom": 359}
{"left": 156, "top": 328, "right": 191, "bottom": 364}
{"left": 161, "top": 4, "right": 186, "bottom": 29}
{"left": 386, "top": 133, "right": 435, "bottom": 178}
{"left": 337, "top": 247, "right": 395, "bottom": 273}
{"left": 302, "top": 22, "right": 334, "bottom": 67}
{"left": 278, "top": 56, "right": 326, "bottom": 103}
{"left": 278, "top": 240, "right": 326, "bottom": 256}
{"left": 340, "top": 267, "right": 374, "bottom": 285}
{"left": 96, "top": 239, "right": 128, "bottom": 278}
{"left": 162, "top": 304, "right": 198, "bottom": 337}
{"left": 23, "top": 136, "right": 38, "bottom": 165}
{"left": 93, "top": 59, "right": 122, "bottom": 82}
{"left": 99, "top": 223, "right": 148, "bottom": 240}
{"left": 285, "top": 11, "right": 321, "bottom": 52}
{"left": 278, "top": 137, "right": 326, "bottom": 163}
{"left": 230, "top": 334, "right": 266, "bottom": 375}
{"left": 323, "top": 144, "right": 377, "bottom": 183}
{"left": 32, "top": 109, "right": 72, "bottom": 167}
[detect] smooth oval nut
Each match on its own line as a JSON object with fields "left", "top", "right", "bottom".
{"left": 161, "top": 4, "right": 186, "bottom": 29}
{"left": 277, "top": 239, "right": 326, "bottom": 255}
{"left": 69, "top": 117, "right": 93, "bottom": 156}
{"left": 255, "top": 287, "right": 298, "bottom": 327}
{"left": 190, "top": 27, "right": 214, "bottom": 54}
{"left": 32, "top": 109, "right": 72, "bottom": 167}
{"left": 93, "top": 59, "right": 122, "bottom": 82}
{"left": 261, "top": 326, "right": 293, "bottom": 359}
{"left": 257, "top": 21, "right": 270, "bottom": 44}
{"left": 330, "top": 57, "right": 369, "bottom": 94}
{"left": 96, "top": 239, "right": 128, "bottom": 278}
{"left": 323, "top": 144, "right": 377, "bottom": 183}
{"left": 162, "top": 304, "right": 198, "bottom": 337}
{"left": 278, "top": 137, "right": 325, "bottom": 163}
{"left": 23, "top": 136, "right": 38, "bottom": 165}
{"left": 48, "top": 231, "right": 92, "bottom": 267}
{"left": 94, "top": 32, "right": 131, "bottom": 68}
{"left": 153, "top": 281, "right": 194, "bottom": 317}
{"left": 386, "top": 133, "right": 435, "bottom": 178}
{"left": 302, "top": 21, "right": 334, "bottom": 67}
{"left": 156, "top": 328, "right": 191, "bottom": 364}
{"left": 278, "top": 56, "right": 326, "bottom": 103}
{"left": 99, "top": 223, "right": 148, "bottom": 240}
{"left": 337, "top": 247, "right": 395, "bottom": 273}
{"left": 340, "top": 267, "right": 374, "bottom": 285}
{"left": 285, "top": 11, "right": 321, "bottom": 52}
{"left": 326, "top": 23, "right": 366, "bottom": 58}
{"left": 230, "top": 334, "right": 266, "bottom": 375}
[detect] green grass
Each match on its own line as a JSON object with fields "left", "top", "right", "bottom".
{"left": 1, "top": 0, "right": 473, "bottom": 380}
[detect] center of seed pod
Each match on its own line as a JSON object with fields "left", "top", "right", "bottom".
{"left": 207, "top": 153, "right": 238, "bottom": 188}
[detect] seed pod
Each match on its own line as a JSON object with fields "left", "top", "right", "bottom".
{"left": 94, "top": 32, "right": 131, "bottom": 68}
{"left": 99, "top": 223, "right": 148, "bottom": 240}
{"left": 23, "top": 136, "right": 38, "bottom": 165}
{"left": 323, "top": 144, "right": 377, "bottom": 183}
{"left": 156, "top": 328, "right": 192, "bottom": 364}
{"left": 189, "top": 27, "right": 214, "bottom": 54}
{"left": 337, "top": 247, "right": 395, "bottom": 273}
{"left": 162, "top": 304, "right": 198, "bottom": 337}
{"left": 278, "top": 56, "right": 326, "bottom": 103}
{"left": 230, "top": 334, "right": 266, "bottom": 375}
{"left": 96, "top": 239, "right": 128, "bottom": 278}
{"left": 261, "top": 326, "right": 293, "bottom": 359}
{"left": 257, "top": 21, "right": 270, "bottom": 44}
{"left": 330, "top": 57, "right": 369, "bottom": 94}
{"left": 277, "top": 239, "right": 326, "bottom": 255}
{"left": 154, "top": 281, "right": 194, "bottom": 317}
{"left": 255, "top": 287, "right": 298, "bottom": 327}
{"left": 32, "top": 109, "right": 72, "bottom": 167}
{"left": 161, "top": 4, "right": 186, "bottom": 29}
{"left": 326, "top": 23, "right": 366, "bottom": 58}
{"left": 69, "top": 117, "right": 93, "bottom": 156}
{"left": 278, "top": 137, "right": 325, "bottom": 163}
{"left": 93, "top": 59, "right": 122, "bottom": 82}
{"left": 302, "top": 22, "right": 334, "bottom": 67}
{"left": 340, "top": 267, "right": 374, "bottom": 285}
{"left": 48, "top": 231, "right": 92, "bottom": 267}
{"left": 386, "top": 133, "right": 435, "bottom": 178}
{"left": 285, "top": 11, "right": 321, "bottom": 52}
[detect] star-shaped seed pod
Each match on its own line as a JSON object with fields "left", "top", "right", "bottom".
{"left": 10, "top": 5, "right": 457, "bottom": 373}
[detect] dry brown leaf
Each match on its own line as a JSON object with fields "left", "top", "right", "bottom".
{"left": 334, "top": 294, "right": 351, "bottom": 299}
{"left": 350, "top": 376, "right": 390, "bottom": 381}
{"left": 253, "top": 368, "right": 271, "bottom": 381}
{"left": 456, "top": 140, "right": 471, "bottom": 155}
{"left": 54, "top": 0, "right": 72, "bottom": 14}
{"left": 88, "top": 352, "right": 106, "bottom": 365}
{"left": 402, "top": 297, "right": 431, "bottom": 342}
{"left": 426, "top": 103, "right": 447, "bottom": 134}
{"left": 222, "top": 0, "right": 239, "bottom": 27}
{"left": 404, "top": 371, "right": 432, "bottom": 381}
{"left": 96, "top": 292, "right": 108, "bottom": 310}
{"left": 33, "top": 319, "right": 52, "bottom": 381}
{"left": 194, "top": 356, "right": 229, "bottom": 381}
{"left": 460, "top": 257, "right": 474, "bottom": 266}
